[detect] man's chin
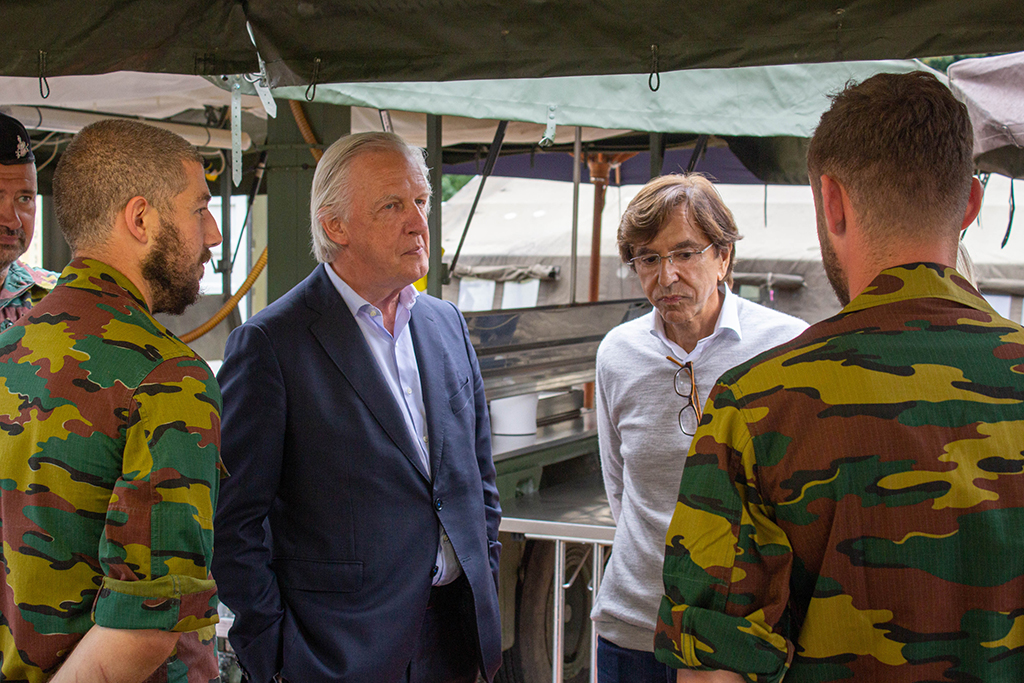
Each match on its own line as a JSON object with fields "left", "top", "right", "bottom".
{"left": 0, "top": 244, "right": 25, "bottom": 268}
{"left": 152, "top": 282, "right": 202, "bottom": 316}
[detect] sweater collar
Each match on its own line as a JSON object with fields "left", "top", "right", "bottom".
{"left": 650, "top": 282, "right": 742, "bottom": 362}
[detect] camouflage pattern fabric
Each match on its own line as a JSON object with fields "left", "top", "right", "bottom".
{"left": 0, "top": 258, "right": 224, "bottom": 682}
{"left": 656, "top": 263, "right": 1024, "bottom": 682}
{"left": 0, "top": 260, "right": 58, "bottom": 332}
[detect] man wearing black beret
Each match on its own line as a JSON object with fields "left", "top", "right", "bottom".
{"left": 0, "top": 112, "right": 57, "bottom": 331}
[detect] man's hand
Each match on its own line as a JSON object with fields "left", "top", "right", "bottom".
{"left": 678, "top": 668, "right": 746, "bottom": 682}
{"left": 50, "top": 625, "right": 179, "bottom": 683}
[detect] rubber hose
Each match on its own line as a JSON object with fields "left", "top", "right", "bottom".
{"left": 180, "top": 246, "right": 268, "bottom": 343}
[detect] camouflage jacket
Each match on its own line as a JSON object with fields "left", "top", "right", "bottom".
{"left": 656, "top": 263, "right": 1024, "bottom": 682}
{"left": 0, "top": 258, "right": 224, "bottom": 682}
{"left": 0, "top": 259, "right": 58, "bottom": 331}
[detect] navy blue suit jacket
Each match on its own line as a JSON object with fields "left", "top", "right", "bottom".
{"left": 213, "top": 265, "right": 502, "bottom": 682}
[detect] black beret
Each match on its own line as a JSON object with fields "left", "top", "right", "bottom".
{"left": 0, "top": 113, "right": 35, "bottom": 165}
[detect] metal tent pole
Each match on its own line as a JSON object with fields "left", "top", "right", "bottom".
{"left": 570, "top": 127, "right": 582, "bottom": 304}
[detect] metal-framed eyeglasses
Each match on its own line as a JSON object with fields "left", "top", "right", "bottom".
{"left": 628, "top": 243, "right": 714, "bottom": 274}
{"left": 668, "top": 356, "right": 703, "bottom": 436}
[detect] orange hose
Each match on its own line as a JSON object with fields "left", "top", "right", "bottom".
{"left": 289, "top": 100, "right": 324, "bottom": 163}
{"left": 181, "top": 247, "right": 268, "bottom": 343}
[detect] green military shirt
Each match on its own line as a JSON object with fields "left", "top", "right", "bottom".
{"left": 0, "top": 258, "right": 224, "bottom": 682}
{"left": 0, "top": 259, "right": 58, "bottom": 331}
{"left": 657, "top": 263, "right": 1024, "bottom": 682}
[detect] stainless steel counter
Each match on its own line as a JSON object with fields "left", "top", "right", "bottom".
{"left": 499, "top": 469, "right": 614, "bottom": 543}
{"left": 491, "top": 411, "right": 598, "bottom": 464}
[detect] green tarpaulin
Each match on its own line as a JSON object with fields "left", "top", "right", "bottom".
{"left": 3, "top": 1, "right": 1023, "bottom": 84}
{"left": 274, "top": 60, "right": 941, "bottom": 138}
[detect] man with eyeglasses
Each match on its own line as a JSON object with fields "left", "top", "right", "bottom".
{"left": 590, "top": 173, "right": 807, "bottom": 682}
{"left": 656, "top": 72, "right": 1024, "bottom": 682}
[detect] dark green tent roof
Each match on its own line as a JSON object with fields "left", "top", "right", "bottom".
{"left": 4, "top": 1, "right": 1024, "bottom": 83}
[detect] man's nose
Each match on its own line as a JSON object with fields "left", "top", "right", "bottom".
{"left": 408, "top": 206, "right": 429, "bottom": 234}
{"left": 205, "top": 213, "right": 223, "bottom": 249}
{"left": 657, "top": 256, "right": 680, "bottom": 286}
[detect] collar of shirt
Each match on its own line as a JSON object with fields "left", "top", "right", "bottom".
{"left": 323, "top": 263, "right": 420, "bottom": 337}
{"left": 58, "top": 258, "right": 149, "bottom": 310}
{"left": 650, "top": 282, "right": 742, "bottom": 363}
{"left": 1, "top": 260, "right": 47, "bottom": 303}
{"left": 844, "top": 262, "right": 996, "bottom": 317}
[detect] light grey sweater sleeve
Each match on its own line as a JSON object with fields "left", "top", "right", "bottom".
{"left": 596, "top": 339, "right": 625, "bottom": 523}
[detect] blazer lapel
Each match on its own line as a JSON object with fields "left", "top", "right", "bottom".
{"left": 410, "top": 302, "right": 447, "bottom": 478}
{"left": 306, "top": 268, "right": 430, "bottom": 482}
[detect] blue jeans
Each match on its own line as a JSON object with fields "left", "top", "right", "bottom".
{"left": 596, "top": 636, "right": 675, "bottom": 683}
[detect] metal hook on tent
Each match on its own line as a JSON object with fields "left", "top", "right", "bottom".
{"left": 648, "top": 45, "right": 661, "bottom": 92}
{"left": 379, "top": 110, "right": 394, "bottom": 133}
{"left": 539, "top": 105, "right": 557, "bottom": 147}
{"left": 244, "top": 21, "right": 278, "bottom": 119}
{"left": 37, "top": 51, "right": 50, "bottom": 99}
{"left": 305, "top": 58, "right": 322, "bottom": 102}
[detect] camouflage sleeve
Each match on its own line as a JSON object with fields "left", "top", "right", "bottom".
{"left": 655, "top": 380, "right": 794, "bottom": 682}
{"left": 92, "top": 357, "right": 223, "bottom": 634}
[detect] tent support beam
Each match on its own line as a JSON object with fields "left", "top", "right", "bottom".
{"left": 570, "top": 127, "right": 582, "bottom": 304}
{"left": 447, "top": 120, "right": 509, "bottom": 282}
{"left": 426, "top": 114, "right": 444, "bottom": 297}
{"left": 650, "top": 132, "right": 666, "bottom": 179}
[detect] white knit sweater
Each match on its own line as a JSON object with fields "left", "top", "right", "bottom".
{"left": 591, "top": 290, "right": 808, "bottom": 652}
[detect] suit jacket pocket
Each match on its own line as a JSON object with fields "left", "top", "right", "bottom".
{"left": 272, "top": 558, "right": 363, "bottom": 593}
{"left": 449, "top": 375, "right": 472, "bottom": 415}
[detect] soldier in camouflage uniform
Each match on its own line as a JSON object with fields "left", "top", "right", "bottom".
{"left": 0, "top": 119, "right": 224, "bottom": 682}
{"left": 0, "top": 112, "right": 58, "bottom": 331}
{"left": 656, "top": 72, "right": 1024, "bottom": 682}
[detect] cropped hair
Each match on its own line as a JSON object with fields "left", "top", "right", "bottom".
{"left": 807, "top": 71, "right": 975, "bottom": 237}
{"left": 617, "top": 173, "right": 741, "bottom": 279}
{"left": 309, "top": 132, "right": 430, "bottom": 264}
{"left": 52, "top": 119, "right": 203, "bottom": 251}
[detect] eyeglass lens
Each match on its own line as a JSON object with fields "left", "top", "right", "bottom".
{"left": 674, "top": 365, "right": 700, "bottom": 436}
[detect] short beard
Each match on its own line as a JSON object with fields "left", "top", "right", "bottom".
{"left": 816, "top": 211, "right": 850, "bottom": 307}
{"left": 0, "top": 226, "right": 27, "bottom": 273}
{"left": 141, "top": 218, "right": 207, "bottom": 315}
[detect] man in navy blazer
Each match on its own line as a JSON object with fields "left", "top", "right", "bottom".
{"left": 213, "top": 132, "right": 502, "bottom": 683}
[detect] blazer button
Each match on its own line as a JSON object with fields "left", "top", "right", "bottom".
{"left": 434, "top": 498, "right": 443, "bottom": 511}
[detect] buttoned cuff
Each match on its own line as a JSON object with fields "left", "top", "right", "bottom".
{"left": 654, "top": 598, "right": 791, "bottom": 682}
{"left": 93, "top": 574, "right": 220, "bottom": 633}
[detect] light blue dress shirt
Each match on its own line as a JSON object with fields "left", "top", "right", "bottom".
{"left": 325, "top": 263, "right": 460, "bottom": 585}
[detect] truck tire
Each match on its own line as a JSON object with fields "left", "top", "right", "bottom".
{"left": 497, "top": 541, "right": 592, "bottom": 683}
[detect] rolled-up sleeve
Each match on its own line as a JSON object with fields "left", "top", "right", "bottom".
{"left": 655, "top": 381, "right": 794, "bottom": 682}
{"left": 94, "top": 357, "right": 223, "bottom": 633}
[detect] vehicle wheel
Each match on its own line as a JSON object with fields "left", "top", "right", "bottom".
{"left": 506, "top": 541, "right": 593, "bottom": 683}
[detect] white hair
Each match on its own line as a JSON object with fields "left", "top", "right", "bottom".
{"left": 309, "top": 132, "right": 431, "bottom": 264}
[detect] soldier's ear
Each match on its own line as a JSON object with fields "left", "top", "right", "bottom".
{"left": 819, "top": 174, "right": 847, "bottom": 236}
{"left": 961, "top": 177, "right": 983, "bottom": 230}
{"left": 122, "top": 196, "right": 153, "bottom": 244}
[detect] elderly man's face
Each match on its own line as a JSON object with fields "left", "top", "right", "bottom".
{"left": 634, "top": 208, "right": 729, "bottom": 343}
{"left": 328, "top": 149, "right": 430, "bottom": 302}
{"left": 0, "top": 163, "right": 37, "bottom": 273}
